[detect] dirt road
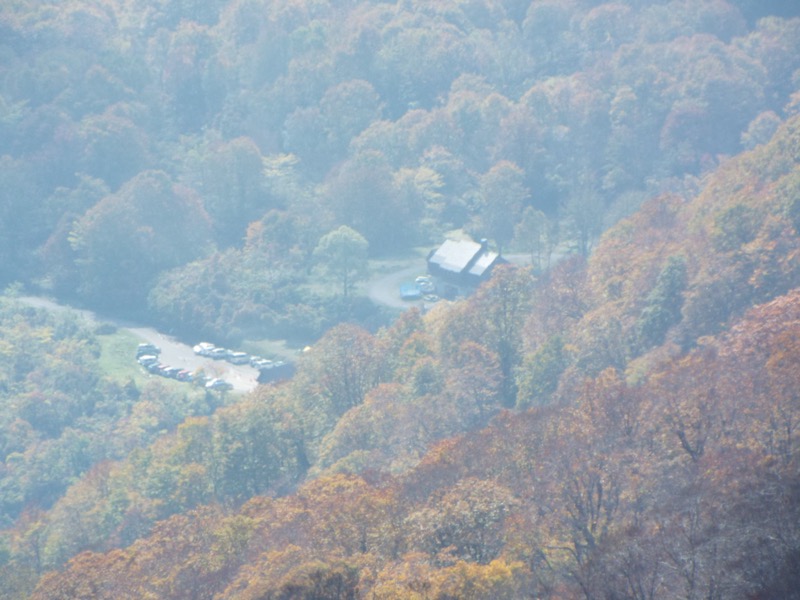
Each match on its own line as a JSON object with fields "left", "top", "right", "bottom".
{"left": 365, "top": 253, "right": 535, "bottom": 311}
{"left": 366, "top": 264, "right": 426, "bottom": 310}
{"left": 18, "top": 296, "right": 260, "bottom": 393}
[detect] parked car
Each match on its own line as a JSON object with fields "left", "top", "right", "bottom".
{"left": 400, "top": 282, "right": 422, "bottom": 300}
{"left": 176, "top": 370, "right": 194, "bottom": 382}
{"left": 193, "top": 342, "right": 215, "bottom": 356}
{"left": 206, "top": 378, "right": 233, "bottom": 391}
{"left": 418, "top": 280, "right": 436, "bottom": 293}
{"left": 161, "top": 366, "right": 182, "bottom": 379}
{"left": 251, "top": 358, "right": 273, "bottom": 370}
{"left": 226, "top": 351, "right": 250, "bottom": 365}
{"left": 208, "top": 347, "right": 228, "bottom": 360}
{"left": 136, "top": 343, "right": 161, "bottom": 357}
{"left": 137, "top": 354, "right": 159, "bottom": 368}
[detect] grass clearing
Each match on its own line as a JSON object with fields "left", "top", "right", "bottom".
{"left": 95, "top": 327, "right": 149, "bottom": 384}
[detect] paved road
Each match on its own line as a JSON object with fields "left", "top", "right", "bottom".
{"left": 18, "top": 296, "right": 260, "bottom": 393}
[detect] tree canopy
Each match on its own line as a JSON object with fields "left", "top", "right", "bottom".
{"left": 1, "top": 1, "right": 800, "bottom": 598}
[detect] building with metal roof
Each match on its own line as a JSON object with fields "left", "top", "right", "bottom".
{"left": 426, "top": 238, "right": 505, "bottom": 288}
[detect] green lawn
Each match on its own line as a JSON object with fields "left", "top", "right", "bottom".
{"left": 95, "top": 327, "right": 149, "bottom": 384}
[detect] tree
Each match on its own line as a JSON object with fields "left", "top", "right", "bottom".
{"left": 522, "top": 0, "right": 580, "bottom": 76}
{"left": 313, "top": 226, "right": 368, "bottom": 299}
{"left": 262, "top": 560, "right": 360, "bottom": 600}
{"left": 563, "top": 178, "right": 605, "bottom": 258}
{"left": 391, "top": 166, "right": 444, "bottom": 243}
{"left": 513, "top": 206, "right": 556, "bottom": 271}
{"left": 211, "top": 399, "right": 293, "bottom": 502}
{"left": 69, "top": 170, "right": 213, "bottom": 311}
{"left": 319, "top": 79, "right": 383, "bottom": 154}
{"left": 635, "top": 255, "right": 688, "bottom": 351}
{"left": 516, "top": 335, "right": 568, "bottom": 409}
{"left": 440, "top": 265, "right": 535, "bottom": 407}
{"left": 282, "top": 106, "right": 331, "bottom": 174}
{"left": 477, "top": 160, "right": 528, "bottom": 255}
{"left": 289, "top": 324, "right": 386, "bottom": 467}
{"left": 741, "top": 110, "right": 782, "bottom": 149}
{"left": 76, "top": 108, "right": 150, "bottom": 190}
{"left": 182, "top": 136, "right": 273, "bottom": 247}
{"left": 405, "top": 477, "right": 519, "bottom": 564}
{"left": 323, "top": 151, "right": 406, "bottom": 253}
{"left": 446, "top": 341, "right": 503, "bottom": 427}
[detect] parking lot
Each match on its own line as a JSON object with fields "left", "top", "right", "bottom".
{"left": 131, "top": 334, "right": 261, "bottom": 393}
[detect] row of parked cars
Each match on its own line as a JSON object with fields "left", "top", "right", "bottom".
{"left": 136, "top": 343, "right": 233, "bottom": 391}
{"left": 192, "top": 342, "right": 287, "bottom": 371}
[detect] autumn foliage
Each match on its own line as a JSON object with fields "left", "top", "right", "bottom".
{"left": 5, "top": 108, "right": 798, "bottom": 599}
{"left": 2, "top": 1, "right": 800, "bottom": 599}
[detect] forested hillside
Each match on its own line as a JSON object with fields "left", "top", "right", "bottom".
{"left": 10, "top": 102, "right": 800, "bottom": 600}
{"left": 2, "top": 0, "right": 800, "bottom": 340}
{"left": 1, "top": 1, "right": 800, "bottom": 599}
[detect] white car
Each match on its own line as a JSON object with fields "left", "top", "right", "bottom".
{"left": 193, "top": 342, "right": 215, "bottom": 356}
{"left": 252, "top": 358, "right": 274, "bottom": 370}
{"left": 226, "top": 351, "right": 250, "bottom": 365}
{"left": 208, "top": 347, "right": 228, "bottom": 360}
{"left": 137, "top": 354, "right": 159, "bottom": 367}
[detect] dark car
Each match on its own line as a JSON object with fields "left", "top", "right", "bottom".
{"left": 206, "top": 378, "right": 233, "bottom": 391}
{"left": 136, "top": 343, "right": 161, "bottom": 357}
{"left": 162, "top": 366, "right": 182, "bottom": 379}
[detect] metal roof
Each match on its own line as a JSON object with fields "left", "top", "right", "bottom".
{"left": 428, "top": 239, "right": 483, "bottom": 273}
{"left": 468, "top": 250, "right": 500, "bottom": 276}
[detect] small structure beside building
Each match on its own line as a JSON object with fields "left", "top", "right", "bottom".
{"left": 427, "top": 237, "right": 505, "bottom": 289}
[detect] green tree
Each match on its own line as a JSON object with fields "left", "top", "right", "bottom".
{"left": 182, "top": 136, "right": 272, "bottom": 247}
{"left": 76, "top": 109, "right": 150, "bottom": 190}
{"left": 313, "top": 226, "right": 368, "bottom": 299}
{"left": 477, "top": 160, "right": 528, "bottom": 255}
{"left": 636, "top": 255, "right": 688, "bottom": 351}
{"left": 516, "top": 335, "right": 568, "bottom": 409}
{"left": 69, "top": 170, "right": 213, "bottom": 311}
{"left": 319, "top": 79, "right": 382, "bottom": 154}
{"left": 323, "top": 151, "right": 405, "bottom": 253}
{"left": 0, "top": 157, "right": 43, "bottom": 285}
{"left": 442, "top": 265, "right": 535, "bottom": 407}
